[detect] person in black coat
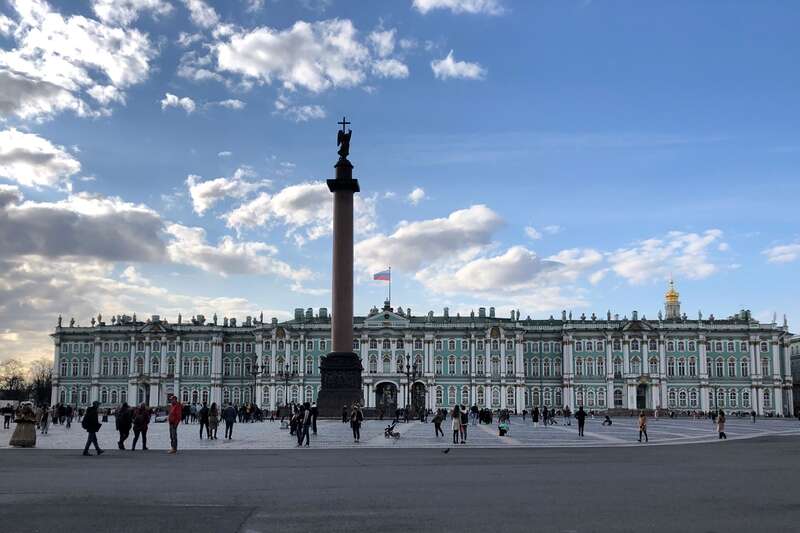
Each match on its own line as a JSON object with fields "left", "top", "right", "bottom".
{"left": 82, "top": 401, "right": 104, "bottom": 456}
{"left": 222, "top": 402, "right": 237, "bottom": 439}
{"left": 199, "top": 402, "right": 210, "bottom": 439}
{"left": 116, "top": 403, "right": 133, "bottom": 450}
{"left": 310, "top": 403, "right": 319, "bottom": 435}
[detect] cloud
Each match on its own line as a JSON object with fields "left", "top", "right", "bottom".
{"left": 165, "top": 223, "right": 311, "bottom": 280}
{"left": 431, "top": 50, "right": 486, "bottom": 80}
{"left": 543, "top": 225, "right": 561, "bottom": 235}
{"left": 524, "top": 226, "right": 542, "bottom": 240}
{"left": 0, "top": 0, "right": 157, "bottom": 120}
{"left": 216, "top": 19, "right": 371, "bottom": 93}
{"left": 369, "top": 29, "right": 396, "bottom": 58}
{"left": 0, "top": 187, "right": 165, "bottom": 262}
{"left": 186, "top": 167, "right": 270, "bottom": 215}
{"left": 762, "top": 243, "right": 800, "bottom": 264}
{"left": 92, "top": 0, "right": 173, "bottom": 26}
{"left": 372, "top": 59, "right": 410, "bottom": 79}
{"left": 0, "top": 129, "right": 81, "bottom": 188}
{"left": 215, "top": 98, "right": 246, "bottom": 110}
{"left": 273, "top": 95, "right": 326, "bottom": 122}
{"left": 160, "top": 93, "right": 196, "bottom": 113}
{"left": 182, "top": 0, "right": 220, "bottom": 29}
{"left": 217, "top": 151, "right": 232, "bottom": 157}
{"left": 607, "top": 229, "right": 725, "bottom": 284}
{"left": 244, "top": 0, "right": 265, "bottom": 12}
{"left": 354, "top": 204, "right": 503, "bottom": 273}
{"left": 225, "top": 181, "right": 377, "bottom": 245}
{"left": 407, "top": 187, "right": 426, "bottom": 205}
{"left": 412, "top": 0, "right": 505, "bottom": 15}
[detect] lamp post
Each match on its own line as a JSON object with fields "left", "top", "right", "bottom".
{"left": 277, "top": 363, "right": 297, "bottom": 414}
{"left": 403, "top": 355, "right": 420, "bottom": 420}
{"left": 248, "top": 363, "right": 268, "bottom": 414}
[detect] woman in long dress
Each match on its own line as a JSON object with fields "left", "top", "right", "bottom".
{"left": 10, "top": 403, "right": 37, "bottom": 447}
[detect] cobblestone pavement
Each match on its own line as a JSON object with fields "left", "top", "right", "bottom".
{"left": 3, "top": 415, "right": 799, "bottom": 450}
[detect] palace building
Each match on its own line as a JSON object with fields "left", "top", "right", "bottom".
{"left": 50, "top": 281, "right": 795, "bottom": 416}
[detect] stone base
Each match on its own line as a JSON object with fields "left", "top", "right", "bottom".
{"left": 317, "top": 352, "right": 363, "bottom": 418}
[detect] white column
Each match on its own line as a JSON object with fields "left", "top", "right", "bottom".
{"left": 771, "top": 337, "right": 780, "bottom": 380}
{"left": 255, "top": 334, "right": 263, "bottom": 408}
{"left": 500, "top": 338, "right": 506, "bottom": 377}
{"left": 51, "top": 338, "right": 61, "bottom": 405}
{"left": 127, "top": 337, "right": 137, "bottom": 405}
{"left": 500, "top": 384, "right": 507, "bottom": 409}
{"left": 622, "top": 338, "right": 630, "bottom": 376}
{"left": 90, "top": 339, "right": 100, "bottom": 403}
{"left": 750, "top": 340, "right": 759, "bottom": 378}
{"left": 211, "top": 337, "right": 223, "bottom": 406}
{"left": 144, "top": 337, "right": 151, "bottom": 377}
{"left": 659, "top": 339, "right": 668, "bottom": 408}
{"left": 174, "top": 338, "right": 182, "bottom": 401}
{"left": 298, "top": 335, "right": 305, "bottom": 377}
{"left": 270, "top": 336, "right": 277, "bottom": 375}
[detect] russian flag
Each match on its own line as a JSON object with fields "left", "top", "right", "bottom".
{"left": 373, "top": 270, "right": 391, "bottom": 281}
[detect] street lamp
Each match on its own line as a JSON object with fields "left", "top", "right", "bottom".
{"left": 249, "top": 363, "right": 268, "bottom": 414}
{"left": 404, "top": 354, "right": 420, "bottom": 420}
{"left": 276, "top": 363, "right": 297, "bottom": 413}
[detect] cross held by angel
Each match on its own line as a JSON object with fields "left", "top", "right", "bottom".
{"left": 337, "top": 116, "right": 352, "bottom": 159}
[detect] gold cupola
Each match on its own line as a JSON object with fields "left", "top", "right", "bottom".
{"left": 664, "top": 278, "right": 681, "bottom": 319}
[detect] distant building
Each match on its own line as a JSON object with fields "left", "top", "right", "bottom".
{"left": 51, "top": 282, "right": 795, "bottom": 415}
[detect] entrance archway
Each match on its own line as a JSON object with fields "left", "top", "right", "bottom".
{"left": 636, "top": 384, "right": 647, "bottom": 410}
{"left": 411, "top": 382, "right": 426, "bottom": 416}
{"left": 375, "top": 382, "right": 398, "bottom": 414}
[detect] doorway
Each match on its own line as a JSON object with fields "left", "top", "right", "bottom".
{"left": 636, "top": 384, "right": 647, "bottom": 410}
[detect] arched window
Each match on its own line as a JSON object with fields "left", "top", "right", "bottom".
{"left": 369, "top": 356, "right": 377, "bottom": 373}
{"left": 727, "top": 341, "right": 735, "bottom": 352}
{"left": 386, "top": 355, "right": 395, "bottom": 374}
{"left": 111, "top": 389, "right": 118, "bottom": 405}
{"left": 678, "top": 390, "right": 687, "bottom": 407}
{"left": 613, "top": 339, "right": 621, "bottom": 351}
{"left": 597, "top": 341, "right": 605, "bottom": 352}
{"left": 181, "top": 389, "right": 189, "bottom": 404}
{"left": 81, "top": 359, "right": 89, "bottom": 376}
{"left": 233, "top": 359, "right": 242, "bottom": 377}
{"left": 631, "top": 339, "right": 640, "bottom": 351}
{"left": 396, "top": 339, "right": 404, "bottom": 350}
{"left": 193, "top": 358, "right": 200, "bottom": 376}
{"left": 506, "top": 355, "right": 514, "bottom": 374}
{"left": 688, "top": 341, "right": 696, "bottom": 352}
{"left": 531, "top": 357, "right": 539, "bottom": 377}
{"left": 544, "top": 388, "right": 552, "bottom": 406}
{"left": 677, "top": 341, "right": 685, "bottom": 352}
{"left": 761, "top": 358, "right": 769, "bottom": 376}
{"left": 414, "top": 339, "right": 422, "bottom": 350}
{"left": 182, "top": 359, "right": 190, "bottom": 376}
{"left": 434, "top": 356, "right": 443, "bottom": 375}
{"left": 575, "top": 358, "right": 584, "bottom": 376}
{"left": 461, "top": 386, "right": 470, "bottom": 405}
{"left": 100, "top": 388, "right": 108, "bottom": 404}
{"left": 715, "top": 358, "right": 724, "bottom": 377}
{"left": 649, "top": 339, "right": 657, "bottom": 351}
{"left": 760, "top": 342, "right": 768, "bottom": 353}
{"left": 491, "top": 357, "right": 500, "bottom": 377}
{"left": 223, "top": 388, "right": 231, "bottom": 405}
{"left": 396, "top": 356, "right": 404, "bottom": 373}
{"left": 278, "top": 340, "right": 284, "bottom": 351}
{"left": 137, "top": 342, "right": 144, "bottom": 352}
{"left": 448, "top": 340, "right": 456, "bottom": 351}
{"left": 461, "top": 356, "right": 469, "bottom": 376}
{"left": 305, "top": 356, "right": 314, "bottom": 375}
{"left": 103, "top": 342, "right": 110, "bottom": 353}
{"left": 506, "top": 387, "right": 515, "bottom": 407}
{"left": 244, "top": 358, "right": 252, "bottom": 376}
{"left": 305, "top": 386, "right": 314, "bottom": 403}
{"left": 667, "top": 341, "right": 675, "bottom": 352}
{"left": 729, "top": 389, "right": 738, "bottom": 407}
{"left": 448, "top": 355, "right": 456, "bottom": 375}
{"left": 587, "top": 389, "right": 596, "bottom": 407}
{"left": 491, "top": 340, "right": 499, "bottom": 351}
{"left": 597, "top": 389, "right": 606, "bottom": 407}
{"left": 262, "top": 387, "right": 270, "bottom": 406}
{"left": 382, "top": 339, "right": 391, "bottom": 350}
{"left": 688, "top": 357, "right": 697, "bottom": 376}
{"left": 597, "top": 357, "right": 605, "bottom": 376}
{"left": 717, "top": 388, "right": 725, "bottom": 408}
{"left": 554, "top": 358, "right": 562, "bottom": 376}
{"left": 168, "top": 358, "right": 175, "bottom": 375}
{"left": 727, "top": 358, "right": 736, "bottom": 377}
{"left": 742, "top": 389, "right": 750, "bottom": 408}
{"left": 447, "top": 386, "right": 456, "bottom": 406}
{"left": 614, "top": 389, "right": 623, "bottom": 407}
{"left": 555, "top": 388, "right": 562, "bottom": 407}
{"left": 689, "top": 389, "right": 698, "bottom": 407}
{"left": 135, "top": 357, "right": 143, "bottom": 374}
{"left": 631, "top": 356, "right": 641, "bottom": 375}
{"left": 585, "top": 340, "right": 593, "bottom": 352}
{"left": 649, "top": 357, "right": 659, "bottom": 375}
{"left": 121, "top": 358, "right": 129, "bottom": 375}
{"left": 60, "top": 360, "right": 68, "bottom": 376}
{"left": 763, "top": 389, "right": 771, "bottom": 407}
{"left": 576, "top": 389, "right": 584, "bottom": 406}
{"left": 491, "top": 387, "right": 500, "bottom": 408}
{"left": 613, "top": 357, "right": 622, "bottom": 377}
{"left": 224, "top": 360, "right": 231, "bottom": 376}
{"left": 668, "top": 389, "right": 676, "bottom": 407}
{"left": 352, "top": 339, "right": 360, "bottom": 351}
{"left": 435, "top": 386, "right": 443, "bottom": 406}
{"left": 575, "top": 341, "right": 584, "bottom": 352}
{"left": 677, "top": 358, "right": 686, "bottom": 377}
{"left": 586, "top": 357, "right": 594, "bottom": 376}
{"left": 80, "top": 389, "right": 88, "bottom": 405}
{"left": 476, "top": 356, "right": 485, "bottom": 376}
{"left": 532, "top": 387, "right": 540, "bottom": 406}
{"left": 276, "top": 387, "right": 285, "bottom": 406}
{"left": 741, "top": 359, "right": 749, "bottom": 377}
{"left": 232, "top": 388, "right": 240, "bottom": 405}
{"left": 291, "top": 357, "right": 299, "bottom": 373}
{"left": 71, "top": 360, "right": 79, "bottom": 376}
{"left": 102, "top": 359, "right": 109, "bottom": 376}
{"left": 151, "top": 358, "right": 160, "bottom": 375}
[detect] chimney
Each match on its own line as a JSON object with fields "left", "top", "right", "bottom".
{"left": 489, "top": 307, "right": 495, "bottom": 318}
{"left": 479, "top": 307, "right": 486, "bottom": 318}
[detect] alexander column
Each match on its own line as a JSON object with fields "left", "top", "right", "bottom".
{"left": 317, "top": 117, "right": 363, "bottom": 416}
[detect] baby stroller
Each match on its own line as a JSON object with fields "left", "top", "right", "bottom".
{"left": 384, "top": 422, "right": 400, "bottom": 440}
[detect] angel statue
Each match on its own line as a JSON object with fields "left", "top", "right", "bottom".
{"left": 337, "top": 116, "right": 351, "bottom": 159}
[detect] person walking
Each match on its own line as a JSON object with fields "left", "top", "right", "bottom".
{"left": 432, "top": 410, "right": 444, "bottom": 437}
{"left": 209, "top": 403, "right": 219, "bottom": 440}
{"left": 532, "top": 406, "right": 540, "bottom": 428}
{"left": 451, "top": 405, "right": 461, "bottom": 445}
{"left": 350, "top": 403, "right": 363, "bottom": 443}
{"left": 167, "top": 395, "right": 182, "bottom": 454}
{"left": 575, "top": 406, "right": 587, "bottom": 437}
{"left": 81, "top": 401, "right": 103, "bottom": 456}
{"left": 10, "top": 403, "right": 37, "bottom": 448}
{"left": 459, "top": 405, "right": 468, "bottom": 444}
{"left": 301, "top": 402, "right": 312, "bottom": 447}
{"left": 116, "top": 402, "right": 132, "bottom": 450}
{"left": 751, "top": 410, "right": 756, "bottom": 423}
{"left": 2, "top": 403, "right": 13, "bottom": 429}
{"left": 39, "top": 405, "right": 50, "bottom": 435}
{"left": 542, "top": 406, "right": 549, "bottom": 428}
{"left": 131, "top": 403, "right": 150, "bottom": 450}
{"left": 65, "top": 405, "right": 73, "bottom": 429}
{"left": 638, "top": 410, "right": 648, "bottom": 443}
{"left": 198, "top": 401, "right": 210, "bottom": 439}
{"left": 311, "top": 402, "right": 319, "bottom": 435}
{"left": 564, "top": 405, "right": 572, "bottom": 426}
{"left": 342, "top": 405, "right": 348, "bottom": 424}
{"left": 222, "top": 402, "right": 237, "bottom": 439}
{"left": 717, "top": 410, "right": 727, "bottom": 440}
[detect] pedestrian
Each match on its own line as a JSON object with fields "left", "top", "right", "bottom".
{"left": 350, "top": 403, "right": 363, "bottom": 443}
{"left": 2, "top": 403, "right": 12, "bottom": 430}
{"left": 460, "top": 405, "right": 468, "bottom": 444}
{"left": 433, "top": 410, "right": 444, "bottom": 437}
{"left": 751, "top": 410, "right": 756, "bottom": 423}
{"left": 532, "top": 406, "right": 540, "bottom": 428}
{"left": 39, "top": 405, "right": 50, "bottom": 435}
{"left": 223, "top": 402, "right": 237, "bottom": 439}
{"left": 131, "top": 403, "right": 150, "bottom": 450}
{"left": 542, "top": 406, "right": 549, "bottom": 428}
{"left": 311, "top": 402, "right": 319, "bottom": 435}
{"left": 301, "top": 402, "right": 312, "bottom": 447}
{"left": 575, "top": 406, "right": 587, "bottom": 437}
{"left": 116, "top": 402, "right": 132, "bottom": 450}
{"left": 451, "top": 405, "right": 461, "bottom": 445}
{"left": 10, "top": 403, "right": 37, "bottom": 448}
{"left": 209, "top": 403, "right": 219, "bottom": 440}
{"left": 522, "top": 409, "right": 527, "bottom": 422}
{"left": 564, "top": 405, "right": 572, "bottom": 426}
{"left": 168, "top": 395, "right": 182, "bottom": 454}
{"left": 81, "top": 401, "right": 103, "bottom": 456}
{"left": 717, "top": 410, "right": 727, "bottom": 440}
{"left": 638, "top": 410, "right": 648, "bottom": 443}
{"left": 199, "top": 401, "right": 210, "bottom": 439}
{"left": 65, "top": 405, "right": 73, "bottom": 429}
{"left": 342, "top": 405, "right": 348, "bottom": 423}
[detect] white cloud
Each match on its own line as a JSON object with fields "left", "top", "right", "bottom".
{"left": 431, "top": 50, "right": 486, "bottom": 80}
{"left": 160, "top": 92, "right": 196, "bottom": 113}
{"left": 215, "top": 98, "right": 246, "bottom": 110}
{"left": 186, "top": 167, "right": 270, "bottom": 215}
{"left": 0, "top": 129, "right": 81, "bottom": 188}
{"left": 763, "top": 243, "right": 800, "bottom": 264}
{"left": 607, "top": 229, "right": 725, "bottom": 284}
{"left": 369, "top": 29, "right": 396, "bottom": 58}
{"left": 717, "top": 242, "right": 729, "bottom": 252}
{"left": 524, "top": 226, "right": 542, "bottom": 240}
{"left": 182, "top": 0, "right": 219, "bottom": 29}
{"left": 589, "top": 268, "right": 609, "bottom": 285}
{"left": 244, "top": 0, "right": 265, "bottom": 12}
{"left": 372, "top": 58, "right": 410, "bottom": 79}
{"left": 412, "top": 0, "right": 505, "bottom": 15}
{"left": 407, "top": 187, "right": 426, "bottom": 205}
{"left": 354, "top": 204, "right": 503, "bottom": 274}
{"left": 216, "top": 19, "right": 370, "bottom": 93}
{"left": 166, "top": 223, "right": 311, "bottom": 280}
{"left": 273, "top": 95, "right": 326, "bottom": 122}
{"left": 225, "top": 181, "right": 376, "bottom": 245}
{"left": 0, "top": 187, "right": 165, "bottom": 261}
{"left": 92, "top": 0, "right": 173, "bottom": 26}
{"left": 543, "top": 225, "right": 561, "bottom": 235}
{"left": 0, "top": 0, "right": 157, "bottom": 120}
{"left": 217, "top": 151, "right": 232, "bottom": 157}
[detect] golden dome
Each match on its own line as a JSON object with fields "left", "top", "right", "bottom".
{"left": 665, "top": 279, "right": 680, "bottom": 303}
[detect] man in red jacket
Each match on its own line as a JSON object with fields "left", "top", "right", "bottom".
{"left": 168, "top": 395, "right": 182, "bottom": 454}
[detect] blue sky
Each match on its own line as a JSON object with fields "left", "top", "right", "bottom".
{"left": 0, "top": 0, "right": 798, "bottom": 364}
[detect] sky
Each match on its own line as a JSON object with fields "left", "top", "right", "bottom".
{"left": 0, "top": 0, "right": 798, "bottom": 367}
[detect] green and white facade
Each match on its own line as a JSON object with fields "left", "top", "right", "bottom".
{"left": 51, "top": 285, "right": 795, "bottom": 415}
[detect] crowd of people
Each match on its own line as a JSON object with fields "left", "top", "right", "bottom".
{"left": 0, "top": 397, "right": 771, "bottom": 452}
